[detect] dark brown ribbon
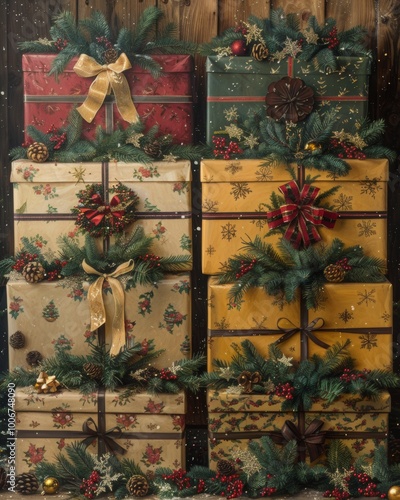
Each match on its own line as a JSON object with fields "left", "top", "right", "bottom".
{"left": 276, "top": 316, "right": 329, "bottom": 350}
{"left": 81, "top": 416, "right": 127, "bottom": 455}
{"left": 279, "top": 419, "right": 326, "bottom": 462}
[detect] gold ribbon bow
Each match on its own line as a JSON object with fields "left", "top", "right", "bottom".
{"left": 73, "top": 53, "right": 139, "bottom": 124}
{"left": 82, "top": 259, "right": 134, "bottom": 356}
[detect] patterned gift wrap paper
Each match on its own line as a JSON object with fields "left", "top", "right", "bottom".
{"left": 23, "top": 53, "right": 194, "bottom": 144}
{"left": 207, "top": 277, "right": 392, "bottom": 371}
{"left": 206, "top": 55, "right": 370, "bottom": 145}
{"left": 201, "top": 158, "right": 388, "bottom": 274}
{"left": 14, "top": 387, "right": 186, "bottom": 475}
{"left": 11, "top": 160, "right": 192, "bottom": 268}
{"left": 7, "top": 273, "right": 192, "bottom": 370}
{"left": 207, "top": 389, "right": 389, "bottom": 467}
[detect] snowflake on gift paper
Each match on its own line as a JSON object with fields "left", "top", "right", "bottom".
{"left": 202, "top": 198, "right": 219, "bottom": 212}
{"left": 338, "top": 309, "right": 354, "bottom": 323}
{"left": 357, "top": 289, "right": 376, "bottom": 306}
{"left": 69, "top": 166, "right": 87, "bottom": 184}
{"left": 224, "top": 105, "right": 239, "bottom": 122}
{"left": 360, "top": 177, "right": 382, "bottom": 198}
{"left": 381, "top": 311, "right": 391, "bottom": 323}
{"left": 251, "top": 203, "right": 269, "bottom": 230}
{"left": 214, "top": 317, "right": 230, "bottom": 330}
{"left": 221, "top": 222, "right": 237, "bottom": 241}
{"left": 230, "top": 182, "right": 252, "bottom": 200}
{"left": 255, "top": 164, "right": 274, "bottom": 181}
{"left": 360, "top": 333, "right": 378, "bottom": 350}
{"left": 332, "top": 193, "right": 353, "bottom": 211}
{"left": 180, "top": 234, "right": 191, "bottom": 252}
{"left": 206, "top": 244, "right": 216, "bottom": 256}
{"left": 357, "top": 220, "right": 377, "bottom": 237}
{"left": 225, "top": 161, "right": 242, "bottom": 175}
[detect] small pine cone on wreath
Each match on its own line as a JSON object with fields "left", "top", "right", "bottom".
{"left": 22, "top": 261, "right": 46, "bottom": 283}
{"left": 143, "top": 141, "right": 162, "bottom": 159}
{"left": 104, "top": 48, "right": 118, "bottom": 63}
{"left": 15, "top": 473, "right": 39, "bottom": 495}
{"left": 27, "top": 142, "right": 49, "bottom": 163}
{"left": 83, "top": 362, "right": 103, "bottom": 380}
{"left": 9, "top": 330, "right": 26, "bottom": 349}
{"left": 216, "top": 459, "right": 236, "bottom": 476}
{"left": 251, "top": 42, "right": 268, "bottom": 61}
{"left": 323, "top": 263, "right": 346, "bottom": 283}
{"left": 126, "top": 475, "right": 149, "bottom": 497}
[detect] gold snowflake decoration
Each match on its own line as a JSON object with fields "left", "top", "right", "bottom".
{"left": 38, "top": 37, "right": 55, "bottom": 46}
{"left": 224, "top": 105, "right": 239, "bottom": 122}
{"left": 332, "top": 130, "right": 367, "bottom": 149}
{"left": 226, "top": 385, "right": 244, "bottom": 395}
{"left": 219, "top": 366, "right": 235, "bottom": 380}
{"left": 302, "top": 27, "right": 319, "bottom": 44}
{"left": 162, "top": 153, "right": 179, "bottom": 162}
{"left": 243, "top": 134, "right": 259, "bottom": 149}
{"left": 231, "top": 448, "right": 262, "bottom": 478}
{"left": 327, "top": 468, "right": 349, "bottom": 493}
{"left": 271, "top": 37, "right": 302, "bottom": 61}
{"left": 243, "top": 22, "right": 264, "bottom": 44}
{"left": 213, "top": 46, "right": 233, "bottom": 58}
{"left": 277, "top": 353, "right": 293, "bottom": 367}
{"left": 225, "top": 124, "right": 244, "bottom": 140}
{"left": 126, "top": 132, "right": 144, "bottom": 148}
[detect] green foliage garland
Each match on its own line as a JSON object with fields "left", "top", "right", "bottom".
{"left": 18, "top": 8, "right": 196, "bottom": 78}
{"left": 218, "top": 237, "right": 386, "bottom": 310}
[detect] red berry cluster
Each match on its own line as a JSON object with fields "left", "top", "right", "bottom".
{"left": 274, "top": 382, "right": 295, "bottom": 400}
{"left": 234, "top": 23, "right": 248, "bottom": 36}
{"left": 323, "top": 469, "right": 385, "bottom": 499}
{"left": 49, "top": 131, "right": 67, "bottom": 150}
{"left": 260, "top": 485, "right": 277, "bottom": 496}
{"left": 12, "top": 252, "right": 38, "bottom": 272}
{"left": 54, "top": 37, "right": 68, "bottom": 51}
{"left": 197, "top": 478, "right": 206, "bottom": 494}
{"left": 160, "top": 368, "right": 178, "bottom": 381}
{"left": 336, "top": 257, "right": 352, "bottom": 271}
{"left": 46, "top": 259, "right": 68, "bottom": 281}
{"left": 211, "top": 472, "right": 245, "bottom": 499}
{"left": 339, "top": 368, "right": 370, "bottom": 383}
{"left": 96, "top": 36, "right": 113, "bottom": 50}
{"left": 212, "top": 136, "right": 243, "bottom": 160}
{"left": 80, "top": 470, "right": 100, "bottom": 499}
{"left": 162, "top": 468, "right": 191, "bottom": 490}
{"left": 138, "top": 254, "right": 161, "bottom": 268}
{"left": 327, "top": 26, "right": 339, "bottom": 50}
{"left": 329, "top": 138, "right": 367, "bottom": 160}
{"left": 235, "top": 259, "right": 257, "bottom": 279}
{"left": 323, "top": 486, "right": 351, "bottom": 499}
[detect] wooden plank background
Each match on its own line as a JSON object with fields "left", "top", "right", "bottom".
{"left": 1, "top": 0, "right": 400, "bottom": 431}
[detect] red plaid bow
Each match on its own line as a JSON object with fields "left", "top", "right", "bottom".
{"left": 79, "top": 193, "right": 125, "bottom": 227}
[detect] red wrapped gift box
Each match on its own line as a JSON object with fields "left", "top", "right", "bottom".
{"left": 22, "top": 53, "right": 194, "bottom": 144}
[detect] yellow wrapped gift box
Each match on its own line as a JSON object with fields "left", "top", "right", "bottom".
{"left": 201, "top": 159, "right": 388, "bottom": 274}
{"left": 7, "top": 274, "right": 191, "bottom": 371}
{"left": 11, "top": 160, "right": 192, "bottom": 268}
{"left": 14, "top": 387, "right": 186, "bottom": 475}
{"left": 207, "top": 277, "right": 392, "bottom": 372}
{"left": 207, "top": 389, "right": 390, "bottom": 468}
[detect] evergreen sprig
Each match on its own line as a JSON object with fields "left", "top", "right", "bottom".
{"left": 218, "top": 237, "right": 386, "bottom": 310}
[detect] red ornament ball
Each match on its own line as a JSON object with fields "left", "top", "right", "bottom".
{"left": 230, "top": 39, "right": 247, "bottom": 56}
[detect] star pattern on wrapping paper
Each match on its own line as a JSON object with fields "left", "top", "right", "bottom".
{"left": 69, "top": 166, "right": 87, "bottom": 184}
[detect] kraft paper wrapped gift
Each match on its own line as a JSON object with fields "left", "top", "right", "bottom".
{"left": 201, "top": 158, "right": 388, "bottom": 274}
{"left": 14, "top": 387, "right": 186, "bottom": 475}
{"left": 11, "top": 159, "right": 192, "bottom": 267}
{"left": 206, "top": 55, "right": 370, "bottom": 144}
{"left": 207, "top": 389, "right": 389, "bottom": 468}
{"left": 7, "top": 273, "right": 191, "bottom": 370}
{"left": 207, "top": 277, "right": 392, "bottom": 372}
{"left": 23, "top": 53, "right": 194, "bottom": 144}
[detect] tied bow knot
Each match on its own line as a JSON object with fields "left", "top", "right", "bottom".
{"left": 266, "top": 180, "right": 338, "bottom": 248}
{"left": 82, "top": 417, "right": 127, "bottom": 455}
{"left": 79, "top": 194, "right": 126, "bottom": 227}
{"left": 276, "top": 317, "right": 329, "bottom": 350}
{"left": 82, "top": 259, "right": 134, "bottom": 356}
{"left": 73, "top": 53, "right": 139, "bottom": 124}
{"left": 281, "top": 419, "right": 326, "bottom": 462}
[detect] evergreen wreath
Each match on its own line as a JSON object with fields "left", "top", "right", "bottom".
{"left": 72, "top": 182, "right": 139, "bottom": 238}
{"left": 199, "top": 9, "right": 370, "bottom": 71}
{"left": 218, "top": 237, "right": 386, "bottom": 310}
{"left": 18, "top": 7, "right": 196, "bottom": 79}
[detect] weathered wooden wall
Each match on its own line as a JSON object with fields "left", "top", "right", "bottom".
{"left": 1, "top": 0, "right": 400, "bottom": 429}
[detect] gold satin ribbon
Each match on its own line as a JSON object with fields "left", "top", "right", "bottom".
{"left": 73, "top": 53, "right": 139, "bottom": 124}
{"left": 82, "top": 259, "right": 134, "bottom": 356}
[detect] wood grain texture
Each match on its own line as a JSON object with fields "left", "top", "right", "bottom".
{"left": 218, "top": 0, "right": 270, "bottom": 33}
{"left": 326, "top": 0, "right": 376, "bottom": 42}
{"left": 78, "top": 0, "right": 156, "bottom": 29}
{"left": 272, "top": 0, "right": 324, "bottom": 26}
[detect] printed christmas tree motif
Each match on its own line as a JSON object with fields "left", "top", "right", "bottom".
{"left": 381, "top": 311, "right": 391, "bottom": 323}
{"left": 230, "top": 182, "right": 252, "bottom": 200}
{"left": 23, "top": 443, "right": 46, "bottom": 468}
{"left": 180, "top": 335, "right": 191, "bottom": 355}
{"left": 57, "top": 438, "right": 66, "bottom": 450}
{"left": 51, "top": 405, "right": 75, "bottom": 429}
{"left": 67, "top": 285, "right": 86, "bottom": 302}
{"left": 225, "top": 161, "right": 243, "bottom": 175}
{"left": 214, "top": 317, "right": 230, "bottom": 330}
{"left": 141, "top": 443, "right": 164, "bottom": 466}
{"left": 144, "top": 399, "right": 165, "bottom": 414}
{"left": 206, "top": 244, "right": 216, "bottom": 256}
{"left": 255, "top": 164, "right": 274, "bottom": 181}
{"left": 180, "top": 234, "right": 191, "bottom": 252}
{"left": 144, "top": 198, "right": 161, "bottom": 212}
{"left": 46, "top": 204, "right": 58, "bottom": 214}
{"left": 16, "top": 163, "right": 39, "bottom": 181}
{"left": 138, "top": 291, "right": 154, "bottom": 316}
{"left": 338, "top": 308, "right": 354, "bottom": 323}
{"left": 357, "top": 289, "right": 376, "bottom": 306}
{"left": 9, "top": 296, "right": 24, "bottom": 319}
{"left": 360, "top": 177, "right": 383, "bottom": 198}
{"left": 152, "top": 221, "right": 167, "bottom": 240}
{"left": 332, "top": 193, "right": 353, "bottom": 211}
{"left": 132, "top": 165, "right": 160, "bottom": 181}
{"left": 357, "top": 220, "right": 377, "bottom": 237}
{"left": 171, "top": 279, "right": 190, "bottom": 295}
{"left": 159, "top": 304, "right": 187, "bottom": 334}
{"left": 42, "top": 299, "right": 59, "bottom": 322}
{"left": 359, "top": 333, "right": 378, "bottom": 350}
{"left": 221, "top": 222, "right": 237, "bottom": 241}
{"left": 227, "top": 297, "right": 244, "bottom": 311}
{"left": 69, "top": 165, "right": 87, "bottom": 183}
{"left": 202, "top": 198, "right": 219, "bottom": 212}
{"left": 251, "top": 203, "right": 269, "bottom": 230}
{"left": 115, "top": 414, "right": 138, "bottom": 429}
{"left": 52, "top": 334, "right": 74, "bottom": 352}
{"left": 171, "top": 415, "right": 185, "bottom": 431}
{"left": 33, "top": 183, "right": 59, "bottom": 200}
{"left": 172, "top": 181, "right": 189, "bottom": 195}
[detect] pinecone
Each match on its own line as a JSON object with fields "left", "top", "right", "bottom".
{"left": 217, "top": 459, "right": 236, "bottom": 476}
{"left": 83, "top": 362, "right": 103, "bottom": 380}
{"left": 251, "top": 43, "right": 268, "bottom": 61}
{"left": 323, "top": 263, "right": 346, "bottom": 283}
{"left": 15, "top": 472, "right": 39, "bottom": 495}
{"left": 104, "top": 48, "right": 118, "bottom": 64}
{"left": 0, "top": 467, "right": 6, "bottom": 490}
{"left": 22, "top": 261, "right": 46, "bottom": 283}
{"left": 143, "top": 141, "right": 162, "bottom": 159}
{"left": 27, "top": 142, "right": 49, "bottom": 163}
{"left": 139, "top": 366, "right": 160, "bottom": 382}
{"left": 126, "top": 475, "right": 149, "bottom": 497}
{"left": 9, "top": 330, "right": 26, "bottom": 349}
{"left": 26, "top": 350, "right": 43, "bottom": 366}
